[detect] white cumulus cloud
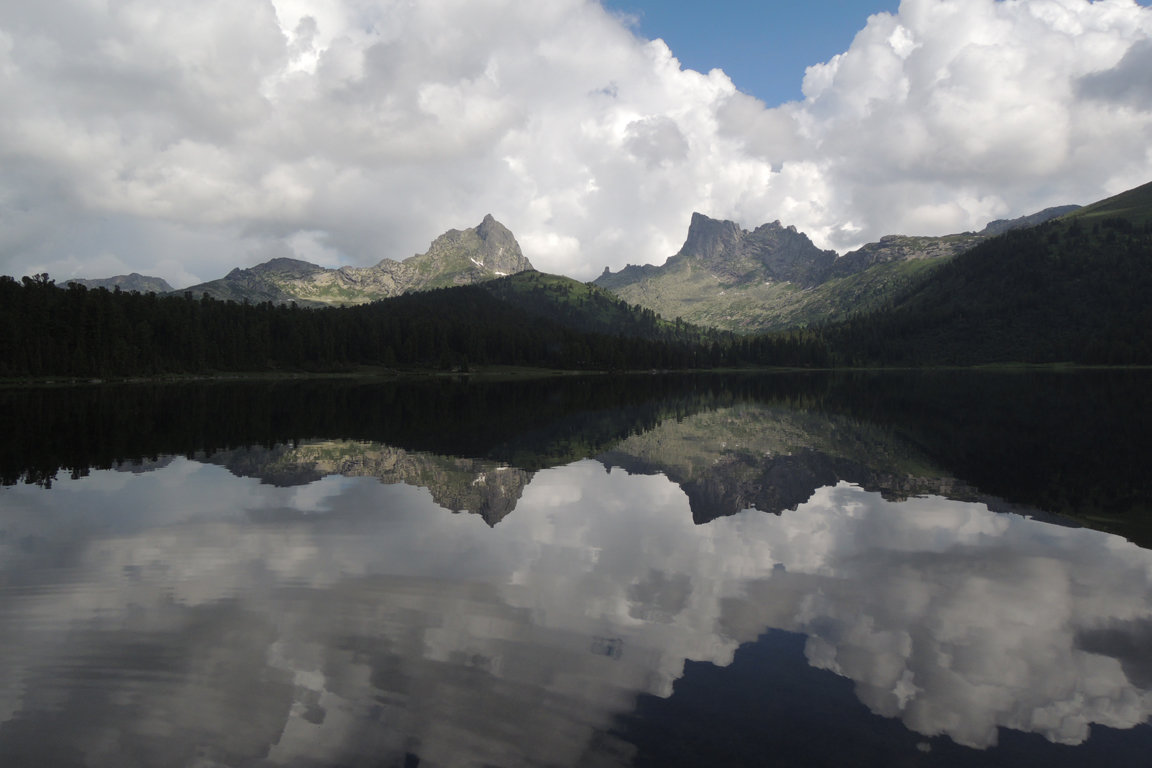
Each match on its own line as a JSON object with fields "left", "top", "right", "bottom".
{"left": 0, "top": 0, "right": 1149, "bottom": 286}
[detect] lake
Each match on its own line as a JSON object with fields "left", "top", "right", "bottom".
{"left": 1, "top": 371, "right": 1151, "bottom": 767}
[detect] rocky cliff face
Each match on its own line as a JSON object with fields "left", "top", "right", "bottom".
{"left": 180, "top": 215, "right": 533, "bottom": 306}
{"left": 593, "top": 212, "right": 846, "bottom": 331}
{"left": 671, "top": 213, "right": 837, "bottom": 287}
{"left": 678, "top": 214, "right": 745, "bottom": 266}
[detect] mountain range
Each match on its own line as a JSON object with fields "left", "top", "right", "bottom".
{"left": 69, "top": 202, "right": 1081, "bottom": 333}
{"left": 180, "top": 213, "right": 533, "bottom": 306}
{"left": 593, "top": 205, "right": 1079, "bottom": 332}
{"left": 37, "top": 178, "right": 1152, "bottom": 370}
{"left": 67, "top": 214, "right": 534, "bottom": 307}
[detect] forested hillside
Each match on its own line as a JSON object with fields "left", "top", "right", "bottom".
{"left": 825, "top": 184, "right": 1152, "bottom": 366}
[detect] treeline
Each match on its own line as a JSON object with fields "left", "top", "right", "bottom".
{"left": 0, "top": 274, "right": 829, "bottom": 377}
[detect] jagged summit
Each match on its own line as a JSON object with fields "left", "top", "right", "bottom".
{"left": 596, "top": 211, "right": 836, "bottom": 303}
{"left": 681, "top": 212, "right": 745, "bottom": 262}
{"left": 594, "top": 202, "right": 1081, "bottom": 333}
{"left": 631, "top": 212, "right": 838, "bottom": 288}
{"left": 476, "top": 214, "right": 533, "bottom": 273}
{"left": 180, "top": 216, "right": 534, "bottom": 306}
{"left": 416, "top": 214, "right": 533, "bottom": 285}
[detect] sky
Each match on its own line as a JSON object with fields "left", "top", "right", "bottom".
{"left": 603, "top": 0, "right": 901, "bottom": 106}
{"left": 1, "top": 0, "right": 1151, "bottom": 288}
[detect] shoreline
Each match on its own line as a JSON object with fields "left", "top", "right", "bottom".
{"left": 4, "top": 362, "right": 1152, "bottom": 388}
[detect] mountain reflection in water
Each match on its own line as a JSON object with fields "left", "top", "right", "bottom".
{"left": 1, "top": 373, "right": 1150, "bottom": 767}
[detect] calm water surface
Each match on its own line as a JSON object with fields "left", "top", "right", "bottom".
{"left": 1, "top": 373, "right": 1150, "bottom": 767}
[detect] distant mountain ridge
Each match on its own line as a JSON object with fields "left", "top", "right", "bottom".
{"left": 67, "top": 204, "right": 1081, "bottom": 328}
{"left": 182, "top": 214, "right": 533, "bottom": 306}
{"left": 66, "top": 273, "right": 174, "bottom": 294}
{"left": 979, "top": 205, "right": 1082, "bottom": 237}
{"left": 595, "top": 205, "right": 1081, "bottom": 332}
{"left": 62, "top": 216, "right": 533, "bottom": 307}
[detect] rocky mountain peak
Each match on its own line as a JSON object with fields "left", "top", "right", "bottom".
{"left": 478, "top": 212, "right": 501, "bottom": 233}
{"left": 681, "top": 213, "right": 745, "bottom": 262}
{"left": 422, "top": 215, "right": 532, "bottom": 273}
{"left": 473, "top": 214, "right": 533, "bottom": 273}
{"left": 173, "top": 216, "right": 533, "bottom": 306}
{"left": 678, "top": 212, "right": 835, "bottom": 287}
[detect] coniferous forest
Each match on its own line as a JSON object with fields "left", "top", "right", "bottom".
{"left": 0, "top": 272, "right": 809, "bottom": 377}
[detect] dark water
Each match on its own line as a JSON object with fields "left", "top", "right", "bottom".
{"left": 1, "top": 372, "right": 1151, "bottom": 767}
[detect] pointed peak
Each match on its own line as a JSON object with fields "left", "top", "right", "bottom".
{"left": 681, "top": 212, "right": 744, "bottom": 259}
{"left": 476, "top": 213, "right": 512, "bottom": 240}
{"left": 414, "top": 214, "right": 534, "bottom": 277}
{"left": 477, "top": 213, "right": 504, "bottom": 229}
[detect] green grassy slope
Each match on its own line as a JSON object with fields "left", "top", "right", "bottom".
{"left": 1069, "top": 179, "right": 1152, "bottom": 228}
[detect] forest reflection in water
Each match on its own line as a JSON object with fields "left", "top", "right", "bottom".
{"left": 1, "top": 371, "right": 1150, "bottom": 767}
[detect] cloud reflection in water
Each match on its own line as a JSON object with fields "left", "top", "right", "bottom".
{"left": 0, "top": 456, "right": 1150, "bottom": 766}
